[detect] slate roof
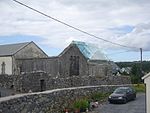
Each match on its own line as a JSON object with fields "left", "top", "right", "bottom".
{"left": 0, "top": 42, "right": 30, "bottom": 56}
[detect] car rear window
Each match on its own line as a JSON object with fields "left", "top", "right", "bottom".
{"left": 114, "top": 88, "right": 128, "bottom": 94}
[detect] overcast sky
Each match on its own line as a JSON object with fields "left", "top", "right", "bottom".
{"left": 0, "top": 0, "right": 150, "bottom": 61}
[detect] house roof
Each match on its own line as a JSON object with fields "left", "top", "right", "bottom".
{"left": 0, "top": 42, "right": 30, "bottom": 56}
{"left": 142, "top": 72, "right": 150, "bottom": 80}
{"left": 72, "top": 41, "right": 108, "bottom": 60}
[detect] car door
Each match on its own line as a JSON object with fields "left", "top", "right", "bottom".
{"left": 130, "top": 88, "right": 136, "bottom": 99}
{"left": 126, "top": 88, "right": 133, "bottom": 100}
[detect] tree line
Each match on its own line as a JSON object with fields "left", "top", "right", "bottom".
{"left": 116, "top": 61, "right": 150, "bottom": 84}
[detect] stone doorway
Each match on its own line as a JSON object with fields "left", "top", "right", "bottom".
{"left": 40, "top": 79, "right": 46, "bottom": 91}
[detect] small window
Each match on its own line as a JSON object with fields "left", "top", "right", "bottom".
{"left": 19, "top": 65, "right": 23, "bottom": 73}
{"left": 1, "top": 62, "right": 5, "bottom": 74}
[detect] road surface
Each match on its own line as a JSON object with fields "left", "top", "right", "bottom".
{"left": 91, "top": 93, "right": 146, "bottom": 113}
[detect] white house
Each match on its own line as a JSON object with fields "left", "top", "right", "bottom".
{"left": 0, "top": 41, "right": 48, "bottom": 75}
{"left": 142, "top": 72, "right": 150, "bottom": 113}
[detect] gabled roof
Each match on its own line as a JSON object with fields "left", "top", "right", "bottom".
{"left": 142, "top": 72, "right": 150, "bottom": 80}
{"left": 0, "top": 42, "right": 30, "bottom": 56}
{"left": 59, "top": 41, "right": 108, "bottom": 61}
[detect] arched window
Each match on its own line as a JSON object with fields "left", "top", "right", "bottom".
{"left": 1, "top": 62, "right": 5, "bottom": 74}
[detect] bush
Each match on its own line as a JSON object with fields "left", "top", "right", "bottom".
{"left": 73, "top": 99, "right": 89, "bottom": 111}
{"left": 90, "top": 93, "right": 110, "bottom": 101}
{"left": 65, "top": 93, "right": 110, "bottom": 112}
{"left": 133, "top": 84, "right": 145, "bottom": 92}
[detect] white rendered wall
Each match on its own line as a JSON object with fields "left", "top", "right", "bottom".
{"left": 145, "top": 77, "right": 150, "bottom": 113}
{"left": 0, "top": 56, "right": 12, "bottom": 75}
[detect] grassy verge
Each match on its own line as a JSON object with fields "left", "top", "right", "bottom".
{"left": 64, "top": 92, "right": 110, "bottom": 112}
{"left": 133, "top": 84, "right": 146, "bottom": 93}
{"left": 89, "top": 92, "right": 110, "bottom": 102}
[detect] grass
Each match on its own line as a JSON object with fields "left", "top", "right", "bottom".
{"left": 65, "top": 92, "right": 110, "bottom": 112}
{"left": 133, "top": 84, "right": 146, "bottom": 93}
{"left": 90, "top": 92, "right": 110, "bottom": 102}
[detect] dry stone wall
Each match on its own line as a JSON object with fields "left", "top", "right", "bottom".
{"left": 0, "top": 85, "right": 131, "bottom": 113}
{"left": 0, "top": 74, "right": 14, "bottom": 89}
{"left": 0, "top": 72, "right": 131, "bottom": 93}
{"left": 18, "top": 72, "right": 131, "bottom": 93}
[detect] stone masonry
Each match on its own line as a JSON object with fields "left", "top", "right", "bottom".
{"left": 0, "top": 85, "right": 131, "bottom": 113}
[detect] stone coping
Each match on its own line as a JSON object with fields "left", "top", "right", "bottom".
{"left": 0, "top": 84, "right": 132, "bottom": 102}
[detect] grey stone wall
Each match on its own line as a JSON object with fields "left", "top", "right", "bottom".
{"left": 13, "top": 42, "right": 48, "bottom": 75}
{"left": 15, "top": 43, "right": 114, "bottom": 78}
{"left": 0, "top": 74, "right": 14, "bottom": 89}
{"left": 17, "top": 72, "right": 131, "bottom": 93}
{"left": 0, "top": 85, "right": 131, "bottom": 113}
{"left": 0, "top": 74, "right": 17, "bottom": 97}
{"left": 47, "top": 75, "right": 131, "bottom": 90}
{"left": 14, "top": 42, "right": 48, "bottom": 59}
{"left": 16, "top": 57, "right": 59, "bottom": 77}
{"left": 0, "top": 72, "right": 131, "bottom": 94}
{"left": 19, "top": 72, "right": 51, "bottom": 92}
{"left": 16, "top": 45, "right": 113, "bottom": 78}
{"left": 88, "top": 62, "right": 112, "bottom": 77}
{"left": 59, "top": 44, "right": 89, "bottom": 77}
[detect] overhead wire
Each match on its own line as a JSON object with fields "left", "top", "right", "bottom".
{"left": 12, "top": 0, "right": 139, "bottom": 50}
{"left": 107, "top": 50, "right": 134, "bottom": 56}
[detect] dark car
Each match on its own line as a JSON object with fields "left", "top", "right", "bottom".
{"left": 108, "top": 87, "right": 136, "bottom": 104}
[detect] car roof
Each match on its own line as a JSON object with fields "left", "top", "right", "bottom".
{"left": 116, "top": 87, "right": 131, "bottom": 90}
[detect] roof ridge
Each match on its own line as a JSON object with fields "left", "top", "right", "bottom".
{"left": 0, "top": 41, "right": 30, "bottom": 46}
{"left": 12, "top": 42, "right": 32, "bottom": 55}
{"left": 0, "top": 41, "right": 32, "bottom": 56}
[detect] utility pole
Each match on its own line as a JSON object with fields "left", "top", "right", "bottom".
{"left": 140, "top": 48, "right": 143, "bottom": 74}
{"left": 139, "top": 48, "right": 143, "bottom": 84}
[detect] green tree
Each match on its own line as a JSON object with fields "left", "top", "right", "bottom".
{"left": 131, "top": 64, "right": 141, "bottom": 84}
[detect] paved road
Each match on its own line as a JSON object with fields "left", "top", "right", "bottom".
{"left": 92, "top": 93, "right": 146, "bottom": 113}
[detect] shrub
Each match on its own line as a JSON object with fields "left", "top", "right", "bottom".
{"left": 133, "top": 84, "right": 145, "bottom": 92}
{"left": 65, "top": 93, "right": 110, "bottom": 112}
{"left": 73, "top": 99, "right": 89, "bottom": 110}
{"left": 90, "top": 93, "right": 110, "bottom": 101}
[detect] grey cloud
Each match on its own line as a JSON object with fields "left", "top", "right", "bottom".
{"left": 0, "top": 0, "right": 150, "bottom": 52}
{"left": 116, "top": 22, "right": 150, "bottom": 51}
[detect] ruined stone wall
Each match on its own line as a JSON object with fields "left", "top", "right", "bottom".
{"left": 0, "top": 74, "right": 17, "bottom": 97}
{"left": 0, "top": 74, "right": 14, "bottom": 89}
{"left": 13, "top": 42, "right": 48, "bottom": 75}
{"left": 0, "top": 72, "right": 131, "bottom": 94}
{"left": 16, "top": 57, "right": 59, "bottom": 77}
{"left": 15, "top": 44, "right": 114, "bottom": 78}
{"left": 17, "top": 72, "right": 131, "bottom": 93}
{"left": 0, "top": 85, "right": 131, "bottom": 113}
{"left": 88, "top": 62, "right": 112, "bottom": 77}
{"left": 47, "top": 75, "right": 131, "bottom": 90}
{"left": 16, "top": 44, "right": 90, "bottom": 78}
{"left": 14, "top": 42, "right": 48, "bottom": 59}
{"left": 19, "top": 72, "right": 51, "bottom": 93}
{"left": 59, "top": 44, "right": 89, "bottom": 77}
